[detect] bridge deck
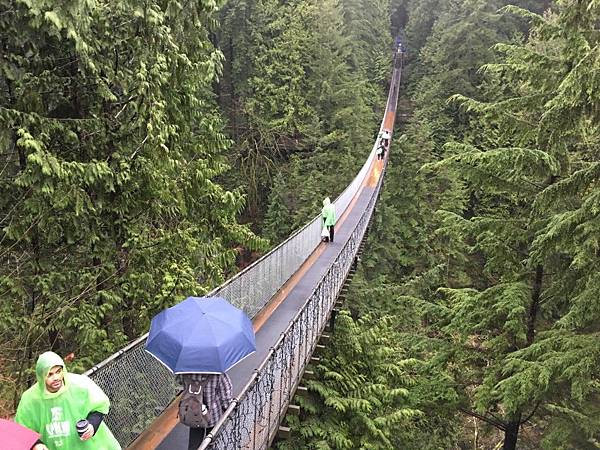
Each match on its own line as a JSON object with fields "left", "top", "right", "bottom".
{"left": 147, "top": 172, "right": 381, "bottom": 450}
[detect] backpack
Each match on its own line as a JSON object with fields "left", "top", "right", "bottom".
{"left": 179, "top": 375, "right": 212, "bottom": 428}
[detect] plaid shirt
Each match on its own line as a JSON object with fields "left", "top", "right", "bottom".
{"left": 178, "top": 374, "right": 233, "bottom": 427}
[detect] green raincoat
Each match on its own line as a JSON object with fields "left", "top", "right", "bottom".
{"left": 322, "top": 197, "right": 336, "bottom": 226}
{"left": 15, "top": 352, "right": 121, "bottom": 450}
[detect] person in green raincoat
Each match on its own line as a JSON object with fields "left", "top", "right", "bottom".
{"left": 321, "top": 197, "right": 336, "bottom": 243}
{"left": 15, "top": 351, "right": 121, "bottom": 450}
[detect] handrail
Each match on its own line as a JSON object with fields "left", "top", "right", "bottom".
{"left": 84, "top": 48, "right": 403, "bottom": 448}
{"left": 198, "top": 50, "right": 403, "bottom": 450}
{"left": 201, "top": 166, "right": 388, "bottom": 449}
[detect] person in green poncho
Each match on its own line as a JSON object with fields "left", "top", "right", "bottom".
{"left": 321, "top": 197, "right": 336, "bottom": 243}
{"left": 15, "top": 351, "right": 121, "bottom": 450}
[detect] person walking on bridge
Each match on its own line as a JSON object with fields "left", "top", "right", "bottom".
{"left": 178, "top": 373, "right": 233, "bottom": 450}
{"left": 146, "top": 297, "right": 253, "bottom": 449}
{"left": 380, "top": 129, "right": 391, "bottom": 148}
{"left": 15, "top": 351, "right": 121, "bottom": 450}
{"left": 377, "top": 141, "right": 386, "bottom": 160}
{"left": 321, "top": 197, "right": 336, "bottom": 243}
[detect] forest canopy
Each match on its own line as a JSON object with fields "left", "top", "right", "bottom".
{"left": 2, "top": 0, "right": 599, "bottom": 449}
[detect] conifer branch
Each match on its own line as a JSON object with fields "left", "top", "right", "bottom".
{"left": 520, "top": 400, "right": 542, "bottom": 425}
{"left": 458, "top": 407, "right": 506, "bottom": 431}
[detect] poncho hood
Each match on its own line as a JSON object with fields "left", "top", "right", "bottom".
{"left": 35, "top": 351, "right": 66, "bottom": 393}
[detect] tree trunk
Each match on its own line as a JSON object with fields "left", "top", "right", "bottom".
{"left": 527, "top": 265, "right": 544, "bottom": 345}
{"left": 503, "top": 416, "right": 521, "bottom": 450}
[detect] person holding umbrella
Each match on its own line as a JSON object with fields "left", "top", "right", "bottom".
{"left": 14, "top": 351, "right": 121, "bottom": 450}
{"left": 145, "top": 296, "right": 256, "bottom": 449}
{"left": 177, "top": 372, "right": 233, "bottom": 449}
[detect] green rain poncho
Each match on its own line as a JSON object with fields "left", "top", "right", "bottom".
{"left": 15, "top": 352, "right": 121, "bottom": 450}
{"left": 322, "top": 197, "right": 336, "bottom": 227}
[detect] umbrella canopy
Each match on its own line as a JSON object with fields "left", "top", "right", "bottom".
{"left": 145, "top": 296, "right": 256, "bottom": 374}
{"left": 0, "top": 418, "right": 40, "bottom": 450}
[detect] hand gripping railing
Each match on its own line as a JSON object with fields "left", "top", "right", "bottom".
{"left": 84, "top": 49, "right": 402, "bottom": 448}
{"left": 198, "top": 156, "right": 388, "bottom": 450}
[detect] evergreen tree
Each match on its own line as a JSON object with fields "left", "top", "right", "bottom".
{"left": 0, "top": 0, "right": 265, "bottom": 409}
{"left": 219, "top": 0, "right": 388, "bottom": 227}
{"left": 262, "top": 171, "right": 292, "bottom": 242}
{"left": 411, "top": 1, "right": 600, "bottom": 448}
{"left": 280, "top": 313, "right": 423, "bottom": 450}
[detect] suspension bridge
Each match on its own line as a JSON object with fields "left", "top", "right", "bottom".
{"left": 83, "top": 48, "right": 404, "bottom": 450}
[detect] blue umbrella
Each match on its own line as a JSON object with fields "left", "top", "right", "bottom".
{"left": 145, "top": 296, "right": 256, "bottom": 374}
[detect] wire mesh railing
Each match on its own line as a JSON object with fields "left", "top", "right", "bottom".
{"left": 84, "top": 49, "right": 403, "bottom": 449}
{"left": 84, "top": 149, "right": 377, "bottom": 447}
{"left": 199, "top": 145, "right": 387, "bottom": 450}
{"left": 84, "top": 125, "right": 380, "bottom": 448}
{"left": 200, "top": 53, "right": 402, "bottom": 450}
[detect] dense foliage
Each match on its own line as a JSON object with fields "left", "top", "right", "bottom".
{"left": 218, "top": 0, "right": 389, "bottom": 235}
{"left": 434, "top": 3, "right": 600, "bottom": 447}
{"left": 0, "top": 0, "right": 265, "bottom": 413}
{"left": 281, "top": 313, "right": 425, "bottom": 450}
{"left": 0, "top": 0, "right": 389, "bottom": 419}
{"left": 3, "top": 0, "right": 599, "bottom": 449}
{"left": 330, "top": 0, "right": 600, "bottom": 449}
